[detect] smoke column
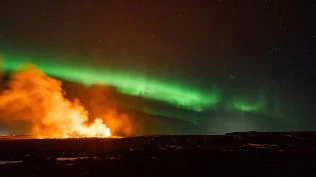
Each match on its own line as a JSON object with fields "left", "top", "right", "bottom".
{"left": 0, "top": 64, "right": 113, "bottom": 138}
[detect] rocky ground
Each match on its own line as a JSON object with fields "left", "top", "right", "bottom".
{"left": 0, "top": 132, "right": 316, "bottom": 177}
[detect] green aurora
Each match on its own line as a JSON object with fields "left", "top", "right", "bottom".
{"left": 2, "top": 53, "right": 220, "bottom": 112}
{"left": 1, "top": 53, "right": 284, "bottom": 119}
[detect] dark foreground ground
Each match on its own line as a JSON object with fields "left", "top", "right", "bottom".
{"left": 1, "top": 132, "right": 316, "bottom": 177}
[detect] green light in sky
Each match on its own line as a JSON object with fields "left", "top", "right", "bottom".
{"left": 231, "top": 94, "right": 265, "bottom": 113}
{"left": 2, "top": 54, "right": 221, "bottom": 111}
{"left": 232, "top": 100, "right": 262, "bottom": 112}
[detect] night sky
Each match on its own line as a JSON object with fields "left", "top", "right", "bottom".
{"left": 0, "top": 0, "right": 315, "bottom": 134}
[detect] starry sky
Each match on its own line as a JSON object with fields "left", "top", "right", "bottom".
{"left": 0, "top": 0, "right": 315, "bottom": 134}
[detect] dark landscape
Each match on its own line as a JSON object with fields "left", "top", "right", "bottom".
{"left": 1, "top": 132, "right": 316, "bottom": 177}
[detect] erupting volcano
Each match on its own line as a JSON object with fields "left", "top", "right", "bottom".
{"left": 0, "top": 64, "right": 112, "bottom": 138}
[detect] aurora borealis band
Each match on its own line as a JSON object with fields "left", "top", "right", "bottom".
{"left": 1, "top": 52, "right": 286, "bottom": 120}
{"left": 2, "top": 53, "right": 220, "bottom": 112}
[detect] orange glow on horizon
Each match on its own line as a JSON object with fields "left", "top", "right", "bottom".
{"left": 0, "top": 64, "right": 115, "bottom": 138}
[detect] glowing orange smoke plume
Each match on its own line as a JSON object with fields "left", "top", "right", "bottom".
{"left": 0, "top": 64, "right": 111, "bottom": 138}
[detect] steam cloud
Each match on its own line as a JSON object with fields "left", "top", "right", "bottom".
{"left": 0, "top": 64, "right": 134, "bottom": 137}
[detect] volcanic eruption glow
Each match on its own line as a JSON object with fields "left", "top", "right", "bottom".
{"left": 0, "top": 64, "right": 112, "bottom": 138}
